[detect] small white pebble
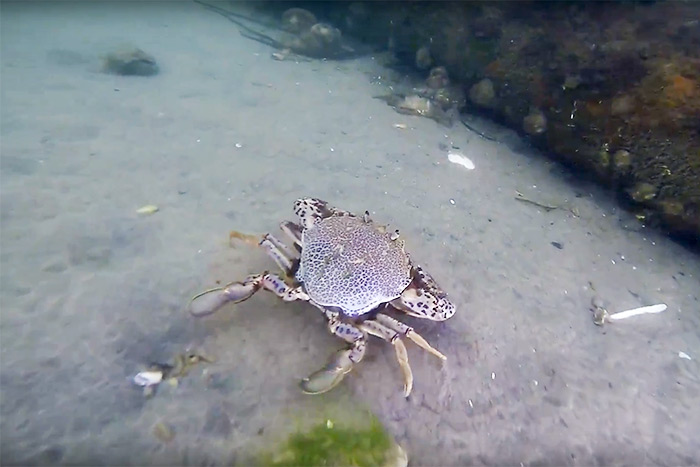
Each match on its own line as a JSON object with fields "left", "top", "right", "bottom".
{"left": 533, "top": 380, "right": 538, "bottom": 386}
{"left": 468, "top": 399, "right": 473, "bottom": 408}
{"left": 133, "top": 371, "right": 163, "bottom": 387}
{"left": 678, "top": 351, "right": 691, "bottom": 360}
{"left": 491, "top": 372, "right": 496, "bottom": 380}
{"left": 330, "top": 147, "right": 334, "bottom": 152}
{"left": 235, "top": 143, "right": 242, "bottom": 148}
{"left": 449, "top": 199, "right": 456, "bottom": 205}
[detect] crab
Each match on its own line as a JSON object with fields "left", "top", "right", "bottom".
{"left": 188, "top": 198, "right": 456, "bottom": 397}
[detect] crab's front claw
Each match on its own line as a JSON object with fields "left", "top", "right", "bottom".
{"left": 300, "top": 348, "right": 354, "bottom": 395}
{"left": 188, "top": 275, "right": 263, "bottom": 317}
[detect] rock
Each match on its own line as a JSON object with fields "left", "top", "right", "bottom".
{"left": 469, "top": 78, "right": 495, "bottom": 108}
{"left": 256, "top": 1, "right": 700, "bottom": 243}
{"left": 613, "top": 150, "right": 632, "bottom": 174}
{"left": 629, "top": 182, "right": 658, "bottom": 202}
{"left": 286, "top": 23, "right": 346, "bottom": 59}
{"left": 102, "top": 47, "right": 158, "bottom": 76}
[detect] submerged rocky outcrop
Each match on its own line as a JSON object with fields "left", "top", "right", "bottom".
{"left": 256, "top": 1, "right": 700, "bottom": 243}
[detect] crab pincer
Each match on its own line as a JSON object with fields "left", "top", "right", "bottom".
{"left": 188, "top": 275, "right": 263, "bottom": 317}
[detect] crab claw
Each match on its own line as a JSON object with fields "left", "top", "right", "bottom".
{"left": 188, "top": 275, "right": 262, "bottom": 317}
{"left": 300, "top": 349, "right": 354, "bottom": 395}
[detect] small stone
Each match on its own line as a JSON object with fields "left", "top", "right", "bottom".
{"left": 426, "top": 66, "right": 449, "bottom": 89}
{"left": 613, "top": 150, "right": 632, "bottom": 172}
{"left": 469, "top": 78, "right": 495, "bottom": 108}
{"left": 523, "top": 109, "right": 547, "bottom": 135}
{"left": 628, "top": 182, "right": 657, "bottom": 202}
{"left": 152, "top": 422, "right": 175, "bottom": 443}
{"left": 102, "top": 46, "right": 159, "bottom": 76}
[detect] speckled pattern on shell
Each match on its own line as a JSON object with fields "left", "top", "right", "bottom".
{"left": 296, "top": 215, "right": 412, "bottom": 317}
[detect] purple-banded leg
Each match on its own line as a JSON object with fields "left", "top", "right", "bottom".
{"left": 300, "top": 318, "right": 367, "bottom": 395}
{"left": 260, "top": 233, "right": 297, "bottom": 273}
{"left": 188, "top": 273, "right": 309, "bottom": 317}
{"left": 374, "top": 313, "right": 447, "bottom": 361}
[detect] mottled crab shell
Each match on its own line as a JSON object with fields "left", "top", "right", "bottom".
{"left": 296, "top": 214, "right": 412, "bottom": 317}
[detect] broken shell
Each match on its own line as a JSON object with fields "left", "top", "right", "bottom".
{"left": 608, "top": 303, "right": 667, "bottom": 320}
{"left": 133, "top": 370, "right": 163, "bottom": 387}
{"left": 271, "top": 51, "right": 288, "bottom": 61}
{"left": 447, "top": 152, "right": 475, "bottom": 170}
{"left": 136, "top": 205, "right": 159, "bottom": 215}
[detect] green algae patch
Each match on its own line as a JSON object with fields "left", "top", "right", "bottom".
{"left": 259, "top": 416, "right": 393, "bottom": 467}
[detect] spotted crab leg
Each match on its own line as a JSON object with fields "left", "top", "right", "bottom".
{"left": 188, "top": 273, "right": 309, "bottom": 317}
{"left": 374, "top": 313, "right": 447, "bottom": 361}
{"left": 359, "top": 319, "right": 415, "bottom": 397}
{"left": 300, "top": 319, "right": 367, "bottom": 395}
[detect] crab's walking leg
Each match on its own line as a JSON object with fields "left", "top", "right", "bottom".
{"left": 300, "top": 320, "right": 367, "bottom": 395}
{"left": 374, "top": 313, "right": 447, "bottom": 361}
{"left": 360, "top": 320, "right": 414, "bottom": 397}
{"left": 260, "top": 233, "right": 297, "bottom": 274}
{"left": 188, "top": 273, "right": 309, "bottom": 317}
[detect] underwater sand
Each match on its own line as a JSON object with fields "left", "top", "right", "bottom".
{"left": 1, "top": 1, "right": 698, "bottom": 465}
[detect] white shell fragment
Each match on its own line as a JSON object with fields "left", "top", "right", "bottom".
{"left": 608, "top": 303, "right": 667, "bottom": 321}
{"left": 447, "top": 151, "right": 475, "bottom": 170}
{"left": 678, "top": 351, "right": 692, "bottom": 360}
{"left": 133, "top": 370, "right": 163, "bottom": 387}
{"left": 136, "top": 205, "right": 159, "bottom": 215}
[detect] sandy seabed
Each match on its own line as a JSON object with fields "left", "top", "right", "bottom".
{"left": 1, "top": 1, "right": 699, "bottom": 466}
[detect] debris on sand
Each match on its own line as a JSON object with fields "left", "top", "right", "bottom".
{"left": 132, "top": 352, "right": 213, "bottom": 397}
{"left": 136, "top": 204, "right": 159, "bottom": 215}
{"left": 447, "top": 151, "right": 475, "bottom": 170}
{"left": 608, "top": 303, "right": 667, "bottom": 321}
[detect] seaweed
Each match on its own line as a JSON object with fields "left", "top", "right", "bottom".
{"left": 256, "top": 415, "right": 395, "bottom": 467}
